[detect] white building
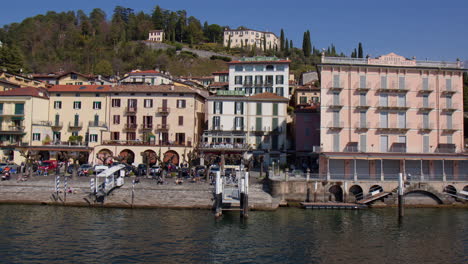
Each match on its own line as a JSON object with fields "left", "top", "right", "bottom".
{"left": 228, "top": 57, "right": 290, "bottom": 98}
{"left": 119, "top": 70, "right": 173, "bottom": 85}
{"left": 148, "top": 30, "right": 165, "bottom": 42}
{"left": 223, "top": 28, "right": 278, "bottom": 50}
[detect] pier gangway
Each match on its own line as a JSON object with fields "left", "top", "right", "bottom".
{"left": 94, "top": 164, "right": 126, "bottom": 200}
{"left": 215, "top": 170, "right": 249, "bottom": 217}
{"left": 356, "top": 190, "right": 392, "bottom": 205}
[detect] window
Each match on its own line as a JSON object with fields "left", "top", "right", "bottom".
{"left": 14, "top": 103, "right": 24, "bottom": 115}
{"left": 244, "top": 76, "right": 253, "bottom": 85}
{"left": 54, "top": 101, "right": 62, "bottom": 109}
{"left": 178, "top": 116, "right": 183, "bottom": 126}
{"left": 126, "top": 132, "right": 136, "bottom": 141}
{"left": 275, "top": 87, "right": 284, "bottom": 96}
{"left": 398, "top": 112, "right": 406, "bottom": 128}
{"left": 360, "top": 76, "right": 366, "bottom": 88}
{"left": 423, "top": 135, "right": 429, "bottom": 153}
{"left": 113, "top": 115, "right": 120, "bottom": 125}
{"left": 93, "top": 101, "right": 102, "bottom": 109}
{"left": 265, "top": 75, "right": 273, "bottom": 85}
{"left": 235, "top": 76, "right": 243, "bottom": 85}
{"left": 380, "top": 94, "right": 388, "bottom": 107}
{"left": 143, "top": 116, "right": 153, "bottom": 128}
{"left": 214, "top": 101, "right": 223, "bottom": 114}
{"left": 235, "top": 65, "right": 243, "bottom": 72}
{"left": 111, "top": 132, "right": 120, "bottom": 140}
{"left": 399, "top": 76, "right": 405, "bottom": 90}
{"left": 177, "top": 100, "right": 186, "bottom": 108}
{"left": 422, "top": 94, "right": 429, "bottom": 108}
{"left": 255, "top": 87, "right": 263, "bottom": 94}
{"left": 128, "top": 99, "right": 137, "bottom": 108}
{"left": 276, "top": 75, "right": 284, "bottom": 84}
{"left": 73, "top": 101, "right": 81, "bottom": 110}
{"left": 272, "top": 117, "right": 279, "bottom": 132}
{"left": 333, "top": 74, "right": 340, "bottom": 88}
{"left": 422, "top": 77, "right": 429, "bottom": 91}
{"left": 273, "top": 103, "right": 278, "bottom": 116}
{"left": 333, "top": 133, "right": 340, "bottom": 152}
{"left": 380, "top": 112, "right": 388, "bottom": 128}
{"left": 33, "top": 133, "right": 41, "bottom": 141}
{"left": 256, "top": 117, "right": 262, "bottom": 131}
{"left": 333, "top": 91, "right": 340, "bottom": 105}
{"left": 359, "top": 92, "right": 366, "bottom": 106}
{"left": 256, "top": 103, "right": 262, "bottom": 115}
{"left": 381, "top": 76, "right": 387, "bottom": 89}
{"left": 255, "top": 75, "right": 263, "bottom": 85}
{"left": 90, "top": 134, "right": 98, "bottom": 142}
{"left": 360, "top": 135, "right": 367, "bottom": 152}
{"left": 276, "top": 65, "right": 285, "bottom": 71}
{"left": 380, "top": 135, "right": 388, "bottom": 152}
{"left": 299, "top": 96, "right": 308, "bottom": 104}
{"left": 53, "top": 131, "right": 61, "bottom": 142}
{"left": 255, "top": 65, "right": 264, "bottom": 71}
{"left": 446, "top": 113, "right": 453, "bottom": 129}
{"left": 360, "top": 110, "right": 367, "bottom": 128}
{"left": 71, "top": 73, "right": 78, "bottom": 80}
{"left": 144, "top": 99, "right": 153, "bottom": 108}
{"left": 446, "top": 79, "right": 452, "bottom": 91}
{"left": 234, "top": 117, "right": 244, "bottom": 130}
{"left": 212, "top": 116, "right": 221, "bottom": 129}
{"left": 235, "top": 102, "right": 244, "bottom": 115}
{"left": 112, "top": 99, "right": 121, "bottom": 107}
{"left": 398, "top": 94, "right": 406, "bottom": 107}
{"left": 266, "top": 65, "right": 274, "bottom": 71}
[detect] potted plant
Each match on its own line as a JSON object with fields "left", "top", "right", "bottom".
{"left": 43, "top": 135, "right": 51, "bottom": 145}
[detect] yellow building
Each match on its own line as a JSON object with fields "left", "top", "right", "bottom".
{"left": 33, "top": 71, "right": 96, "bottom": 85}
{"left": 0, "top": 71, "right": 47, "bottom": 91}
{"left": 0, "top": 87, "right": 50, "bottom": 163}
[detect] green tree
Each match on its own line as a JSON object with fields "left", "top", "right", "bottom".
{"left": 289, "top": 39, "right": 293, "bottom": 49}
{"left": 280, "top": 29, "right": 285, "bottom": 51}
{"left": 302, "top": 30, "right": 311, "bottom": 57}
{"left": 0, "top": 45, "right": 25, "bottom": 73}
{"left": 94, "top": 59, "right": 113, "bottom": 76}
{"left": 358, "top": 42, "right": 363, "bottom": 58}
{"left": 152, "top": 5, "right": 164, "bottom": 29}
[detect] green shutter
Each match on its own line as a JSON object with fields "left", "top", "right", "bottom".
{"left": 0, "top": 103, "right": 3, "bottom": 114}
{"left": 272, "top": 118, "right": 278, "bottom": 132}
{"left": 256, "top": 117, "right": 262, "bottom": 131}
{"left": 273, "top": 103, "right": 278, "bottom": 116}
{"left": 256, "top": 103, "right": 262, "bottom": 115}
{"left": 15, "top": 103, "right": 24, "bottom": 115}
{"left": 74, "top": 114, "right": 79, "bottom": 125}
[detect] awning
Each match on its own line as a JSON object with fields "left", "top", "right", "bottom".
{"left": 322, "top": 152, "right": 468, "bottom": 161}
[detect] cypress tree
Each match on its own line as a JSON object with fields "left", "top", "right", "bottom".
{"left": 303, "top": 30, "right": 311, "bottom": 57}
{"left": 285, "top": 38, "right": 289, "bottom": 54}
{"left": 280, "top": 29, "right": 285, "bottom": 51}
{"left": 358, "top": 42, "right": 363, "bottom": 58}
{"left": 290, "top": 39, "right": 293, "bottom": 49}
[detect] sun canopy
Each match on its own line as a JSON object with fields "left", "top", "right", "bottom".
{"left": 97, "top": 164, "right": 125, "bottom": 177}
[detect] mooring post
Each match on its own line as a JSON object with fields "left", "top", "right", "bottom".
{"left": 398, "top": 172, "right": 404, "bottom": 218}
{"left": 314, "top": 181, "right": 318, "bottom": 202}
{"left": 243, "top": 171, "right": 249, "bottom": 218}
{"left": 64, "top": 176, "right": 67, "bottom": 203}
{"left": 55, "top": 175, "right": 60, "bottom": 198}
{"left": 215, "top": 171, "right": 222, "bottom": 217}
{"left": 90, "top": 178, "right": 95, "bottom": 194}
{"left": 285, "top": 168, "right": 289, "bottom": 182}
{"left": 240, "top": 178, "right": 245, "bottom": 217}
{"left": 131, "top": 179, "right": 135, "bottom": 208}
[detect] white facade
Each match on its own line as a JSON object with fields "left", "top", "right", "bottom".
{"left": 228, "top": 58, "right": 290, "bottom": 98}
{"left": 148, "top": 30, "right": 164, "bottom": 42}
{"left": 223, "top": 29, "right": 278, "bottom": 50}
{"left": 119, "top": 72, "right": 173, "bottom": 85}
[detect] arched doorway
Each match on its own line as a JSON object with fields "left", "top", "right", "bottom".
{"left": 163, "top": 150, "right": 179, "bottom": 165}
{"left": 349, "top": 185, "right": 364, "bottom": 201}
{"left": 329, "top": 185, "right": 343, "bottom": 202}
{"left": 142, "top": 149, "right": 158, "bottom": 166}
{"left": 463, "top": 186, "right": 468, "bottom": 192}
{"left": 38, "top": 151, "right": 50, "bottom": 161}
{"left": 97, "top": 149, "right": 114, "bottom": 165}
{"left": 444, "top": 185, "right": 457, "bottom": 195}
{"left": 119, "top": 149, "right": 135, "bottom": 164}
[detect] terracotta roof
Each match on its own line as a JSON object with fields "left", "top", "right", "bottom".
{"left": 0, "top": 78, "right": 21, "bottom": 87}
{"left": 228, "top": 60, "right": 290, "bottom": 65}
{"left": 249, "top": 92, "right": 288, "bottom": 101}
{"left": 212, "top": 70, "right": 229, "bottom": 75}
{"left": 112, "top": 85, "right": 207, "bottom": 97}
{"left": 33, "top": 71, "right": 95, "bottom": 79}
{"left": 296, "top": 84, "right": 320, "bottom": 91}
{"left": 209, "top": 82, "right": 229, "bottom": 87}
{"left": 49, "top": 85, "right": 111, "bottom": 93}
{"left": 0, "top": 87, "right": 48, "bottom": 99}
{"left": 128, "top": 70, "right": 160, "bottom": 75}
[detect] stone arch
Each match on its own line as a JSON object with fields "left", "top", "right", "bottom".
{"left": 404, "top": 190, "right": 443, "bottom": 205}
{"left": 163, "top": 150, "right": 179, "bottom": 165}
{"left": 444, "top": 185, "right": 457, "bottom": 195}
{"left": 463, "top": 185, "right": 468, "bottom": 192}
{"left": 349, "top": 185, "right": 364, "bottom": 201}
{"left": 369, "top": 185, "right": 383, "bottom": 193}
{"left": 97, "top": 149, "right": 114, "bottom": 165}
{"left": 329, "top": 184, "right": 343, "bottom": 202}
{"left": 142, "top": 149, "right": 158, "bottom": 166}
{"left": 119, "top": 149, "right": 135, "bottom": 164}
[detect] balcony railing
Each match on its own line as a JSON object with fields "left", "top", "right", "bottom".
{"left": 51, "top": 121, "right": 63, "bottom": 129}
{"left": 88, "top": 121, "right": 107, "bottom": 128}
{"left": 377, "top": 123, "right": 409, "bottom": 132}
{"left": 435, "top": 144, "right": 456, "bottom": 153}
{"left": 354, "top": 122, "right": 371, "bottom": 130}
{"left": 198, "top": 143, "right": 250, "bottom": 150}
{"left": 156, "top": 124, "right": 170, "bottom": 131}
{"left": 157, "top": 107, "right": 170, "bottom": 115}
{"left": 69, "top": 122, "right": 83, "bottom": 129}
{"left": 376, "top": 86, "right": 409, "bottom": 93}
{"left": 441, "top": 126, "right": 458, "bottom": 134}
{"left": 418, "top": 123, "right": 434, "bottom": 132}
{"left": 124, "top": 123, "right": 138, "bottom": 130}
{"left": 418, "top": 102, "right": 435, "bottom": 111}
{"left": 102, "top": 140, "right": 192, "bottom": 147}
{"left": 441, "top": 88, "right": 457, "bottom": 95}
{"left": 376, "top": 103, "right": 409, "bottom": 111}
{"left": 327, "top": 100, "right": 343, "bottom": 109}
{"left": 32, "top": 121, "right": 52, "bottom": 126}
{"left": 125, "top": 107, "right": 137, "bottom": 114}
{"left": 0, "top": 126, "right": 25, "bottom": 132}
{"left": 0, "top": 111, "right": 24, "bottom": 116}
{"left": 441, "top": 103, "right": 458, "bottom": 112}
{"left": 140, "top": 124, "right": 154, "bottom": 130}
{"left": 356, "top": 86, "right": 370, "bottom": 92}
{"left": 354, "top": 100, "right": 370, "bottom": 109}
{"left": 328, "top": 121, "right": 344, "bottom": 129}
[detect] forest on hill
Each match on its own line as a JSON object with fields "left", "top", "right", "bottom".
{"left": 0, "top": 5, "right": 351, "bottom": 77}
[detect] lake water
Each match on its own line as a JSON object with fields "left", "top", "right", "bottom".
{"left": 0, "top": 205, "right": 466, "bottom": 264}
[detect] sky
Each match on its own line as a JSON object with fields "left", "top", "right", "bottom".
{"left": 1, "top": 0, "right": 467, "bottom": 62}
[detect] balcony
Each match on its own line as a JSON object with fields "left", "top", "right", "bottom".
{"left": 356, "top": 86, "right": 370, "bottom": 92}
{"left": 0, "top": 126, "right": 25, "bottom": 134}
{"left": 418, "top": 87, "right": 433, "bottom": 94}
{"left": 244, "top": 82, "right": 253, "bottom": 87}
{"left": 327, "top": 100, "right": 343, "bottom": 109}
{"left": 376, "top": 87, "right": 409, "bottom": 93}
{"left": 51, "top": 121, "right": 63, "bottom": 129}
{"left": 140, "top": 124, "right": 153, "bottom": 131}
{"left": 435, "top": 144, "right": 456, "bottom": 153}
{"left": 88, "top": 121, "right": 107, "bottom": 128}
{"left": 125, "top": 107, "right": 137, "bottom": 115}
{"left": 157, "top": 107, "right": 170, "bottom": 115}
{"left": 124, "top": 123, "right": 138, "bottom": 131}
{"left": 376, "top": 103, "right": 409, "bottom": 111}
{"left": 418, "top": 102, "right": 435, "bottom": 112}
{"left": 441, "top": 103, "right": 458, "bottom": 112}
{"left": 328, "top": 86, "right": 343, "bottom": 91}
{"left": 354, "top": 122, "right": 371, "bottom": 131}
{"left": 102, "top": 140, "right": 192, "bottom": 148}
{"left": 156, "top": 124, "right": 170, "bottom": 131}
{"left": 0, "top": 111, "right": 24, "bottom": 117}
{"left": 354, "top": 100, "right": 370, "bottom": 110}
{"left": 418, "top": 123, "right": 434, "bottom": 133}
{"left": 441, "top": 89, "right": 456, "bottom": 95}
{"left": 441, "top": 126, "right": 458, "bottom": 134}
{"left": 389, "top": 143, "right": 406, "bottom": 153}
{"left": 377, "top": 123, "right": 409, "bottom": 133}
{"left": 69, "top": 122, "right": 83, "bottom": 129}
{"left": 344, "top": 142, "right": 359, "bottom": 152}
{"left": 328, "top": 121, "right": 344, "bottom": 130}
{"left": 198, "top": 142, "right": 250, "bottom": 151}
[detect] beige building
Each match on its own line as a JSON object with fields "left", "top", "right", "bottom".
{"left": 33, "top": 71, "right": 96, "bottom": 85}
{"left": 94, "top": 85, "right": 206, "bottom": 165}
{"left": 0, "top": 87, "right": 50, "bottom": 163}
{"left": 148, "top": 30, "right": 165, "bottom": 42}
{"left": 0, "top": 71, "right": 47, "bottom": 91}
{"left": 47, "top": 85, "right": 111, "bottom": 148}
{"left": 223, "top": 28, "right": 278, "bottom": 50}
{"left": 293, "top": 84, "right": 320, "bottom": 107}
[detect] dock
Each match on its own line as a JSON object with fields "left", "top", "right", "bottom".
{"left": 300, "top": 202, "right": 368, "bottom": 210}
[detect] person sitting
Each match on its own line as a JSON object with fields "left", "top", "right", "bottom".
{"left": 175, "top": 177, "right": 183, "bottom": 185}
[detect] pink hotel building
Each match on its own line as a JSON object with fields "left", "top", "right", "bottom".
{"left": 318, "top": 53, "right": 467, "bottom": 180}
